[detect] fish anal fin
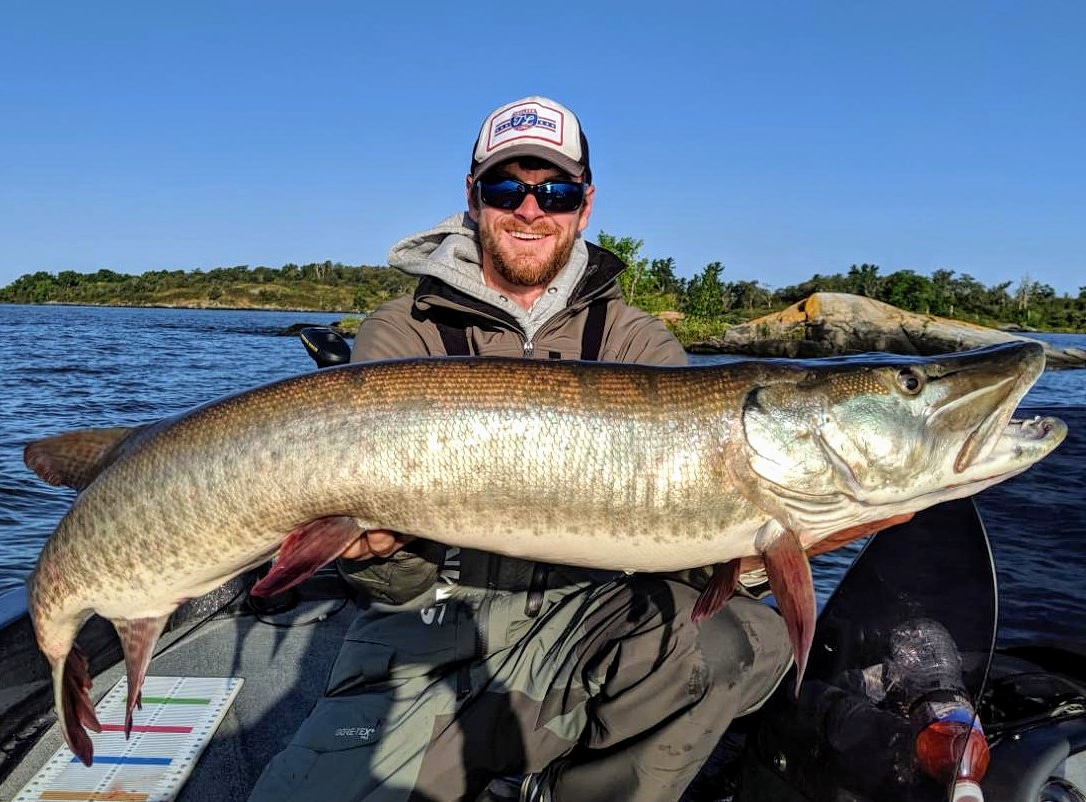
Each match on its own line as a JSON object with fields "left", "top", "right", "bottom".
{"left": 760, "top": 523, "right": 817, "bottom": 697}
{"left": 113, "top": 614, "right": 170, "bottom": 738}
{"left": 24, "top": 427, "right": 141, "bottom": 491}
{"left": 692, "top": 560, "right": 741, "bottom": 622}
{"left": 251, "top": 516, "right": 363, "bottom": 597}
{"left": 59, "top": 647, "right": 100, "bottom": 766}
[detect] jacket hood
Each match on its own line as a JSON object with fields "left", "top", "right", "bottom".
{"left": 387, "top": 212, "right": 602, "bottom": 338}
{"left": 387, "top": 213, "right": 487, "bottom": 296}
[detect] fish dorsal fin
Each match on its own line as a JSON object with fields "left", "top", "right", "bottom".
{"left": 24, "top": 426, "right": 142, "bottom": 490}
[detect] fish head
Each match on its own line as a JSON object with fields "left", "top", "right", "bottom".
{"left": 740, "top": 341, "right": 1066, "bottom": 531}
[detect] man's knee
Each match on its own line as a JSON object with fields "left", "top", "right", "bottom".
{"left": 694, "top": 596, "right": 792, "bottom": 714}
{"left": 579, "top": 577, "right": 790, "bottom": 711}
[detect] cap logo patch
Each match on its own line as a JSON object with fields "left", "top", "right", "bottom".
{"left": 510, "top": 110, "right": 540, "bottom": 130}
{"left": 486, "top": 103, "right": 566, "bottom": 153}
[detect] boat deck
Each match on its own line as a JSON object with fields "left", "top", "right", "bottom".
{"left": 1, "top": 578, "right": 357, "bottom": 801}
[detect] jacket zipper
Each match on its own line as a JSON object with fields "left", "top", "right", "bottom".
{"left": 417, "top": 278, "right": 610, "bottom": 363}
{"left": 518, "top": 297, "right": 596, "bottom": 361}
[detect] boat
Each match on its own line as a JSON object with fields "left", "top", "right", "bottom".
{"left": 1, "top": 330, "right": 1083, "bottom": 801}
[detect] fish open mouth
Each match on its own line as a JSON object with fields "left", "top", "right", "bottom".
{"left": 910, "top": 340, "right": 1047, "bottom": 475}
{"left": 964, "top": 414, "right": 1067, "bottom": 475}
{"left": 947, "top": 345, "right": 1051, "bottom": 473}
{"left": 1004, "top": 415, "right": 1067, "bottom": 449}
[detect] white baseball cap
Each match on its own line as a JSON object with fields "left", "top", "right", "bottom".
{"left": 470, "top": 96, "right": 592, "bottom": 183}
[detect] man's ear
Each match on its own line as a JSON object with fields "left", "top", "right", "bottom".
{"left": 465, "top": 173, "right": 479, "bottom": 222}
{"left": 576, "top": 184, "right": 596, "bottom": 234}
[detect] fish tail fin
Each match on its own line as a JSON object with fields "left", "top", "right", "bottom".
{"left": 55, "top": 647, "right": 101, "bottom": 766}
{"left": 691, "top": 560, "right": 741, "bottom": 621}
{"left": 760, "top": 524, "right": 816, "bottom": 696}
{"left": 113, "top": 615, "right": 170, "bottom": 737}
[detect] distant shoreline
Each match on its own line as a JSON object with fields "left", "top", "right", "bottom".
{"left": 1, "top": 300, "right": 357, "bottom": 315}
{"left": 5, "top": 298, "right": 1082, "bottom": 338}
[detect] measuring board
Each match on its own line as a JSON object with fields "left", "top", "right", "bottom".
{"left": 12, "top": 675, "right": 243, "bottom": 802}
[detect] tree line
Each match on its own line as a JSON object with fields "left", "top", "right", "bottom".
{"left": 599, "top": 232, "right": 1086, "bottom": 332}
{"left": 0, "top": 262, "right": 416, "bottom": 313}
{"left": 3, "top": 240, "right": 1085, "bottom": 333}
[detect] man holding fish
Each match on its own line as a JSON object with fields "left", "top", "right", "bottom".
{"left": 25, "top": 93, "right": 1064, "bottom": 800}
{"left": 248, "top": 96, "right": 793, "bottom": 801}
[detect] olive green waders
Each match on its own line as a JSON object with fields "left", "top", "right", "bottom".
{"left": 248, "top": 575, "right": 791, "bottom": 802}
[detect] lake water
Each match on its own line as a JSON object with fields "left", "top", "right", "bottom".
{"left": 1, "top": 304, "right": 1084, "bottom": 649}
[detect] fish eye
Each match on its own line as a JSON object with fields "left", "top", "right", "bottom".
{"left": 896, "top": 368, "right": 924, "bottom": 395}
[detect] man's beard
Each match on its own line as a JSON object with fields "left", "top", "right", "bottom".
{"left": 479, "top": 218, "right": 578, "bottom": 288}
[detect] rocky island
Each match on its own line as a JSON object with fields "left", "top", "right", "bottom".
{"left": 690, "top": 293, "right": 1086, "bottom": 370}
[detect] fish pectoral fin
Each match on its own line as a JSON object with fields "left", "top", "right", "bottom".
{"left": 113, "top": 614, "right": 171, "bottom": 737}
{"left": 251, "top": 516, "right": 364, "bottom": 597}
{"left": 58, "top": 647, "right": 101, "bottom": 766}
{"left": 691, "top": 560, "right": 741, "bottom": 621}
{"left": 24, "top": 426, "right": 142, "bottom": 491}
{"left": 805, "top": 513, "right": 916, "bottom": 558}
{"left": 759, "top": 521, "right": 816, "bottom": 698}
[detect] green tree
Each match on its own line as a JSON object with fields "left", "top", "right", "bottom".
{"left": 846, "top": 263, "right": 882, "bottom": 297}
{"left": 985, "top": 281, "right": 1014, "bottom": 319}
{"left": 775, "top": 272, "right": 852, "bottom": 305}
{"left": 2, "top": 271, "right": 57, "bottom": 303}
{"left": 684, "top": 262, "right": 726, "bottom": 319}
{"left": 879, "top": 270, "right": 935, "bottom": 312}
{"left": 929, "top": 269, "right": 956, "bottom": 316}
{"left": 93, "top": 268, "right": 124, "bottom": 283}
{"left": 726, "top": 280, "right": 773, "bottom": 313}
{"left": 597, "top": 231, "right": 652, "bottom": 306}
{"left": 648, "top": 257, "right": 684, "bottom": 296}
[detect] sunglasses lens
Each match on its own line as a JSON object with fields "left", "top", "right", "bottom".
{"left": 477, "top": 179, "right": 525, "bottom": 210}
{"left": 535, "top": 182, "right": 584, "bottom": 213}
{"left": 476, "top": 179, "right": 584, "bottom": 213}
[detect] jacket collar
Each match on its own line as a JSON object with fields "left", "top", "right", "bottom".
{"left": 412, "top": 241, "right": 627, "bottom": 327}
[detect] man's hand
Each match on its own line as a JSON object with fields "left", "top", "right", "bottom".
{"left": 340, "top": 529, "right": 414, "bottom": 561}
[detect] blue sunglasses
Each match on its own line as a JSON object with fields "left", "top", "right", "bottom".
{"left": 474, "top": 178, "right": 586, "bottom": 213}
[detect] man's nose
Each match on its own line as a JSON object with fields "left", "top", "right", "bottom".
{"left": 514, "top": 191, "right": 546, "bottom": 222}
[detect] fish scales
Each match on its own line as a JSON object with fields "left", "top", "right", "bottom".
{"left": 23, "top": 344, "right": 1067, "bottom": 765}
{"left": 32, "top": 360, "right": 749, "bottom": 621}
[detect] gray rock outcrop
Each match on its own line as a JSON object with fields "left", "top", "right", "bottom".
{"left": 690, "top": 293, "right": 1086, "bottom": 370}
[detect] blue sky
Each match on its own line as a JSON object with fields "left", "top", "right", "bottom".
{"left": 1, "top": 1, "right": 1083, "bottom": 295}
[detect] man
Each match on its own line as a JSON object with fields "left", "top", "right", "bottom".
{"left": 249, "top": 96, "right": 790, "bottom": 802}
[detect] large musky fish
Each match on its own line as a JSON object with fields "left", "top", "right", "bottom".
{"left": 24, "top": 341, "right": 1065, "bottom": 765}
